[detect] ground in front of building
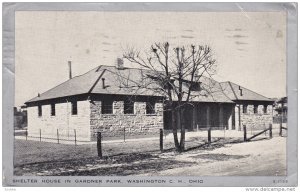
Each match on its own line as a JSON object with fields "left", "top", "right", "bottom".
{"left": 14, "top": 131, "right": 286, "bottom": 176}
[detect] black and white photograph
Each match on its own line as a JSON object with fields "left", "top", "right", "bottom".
{"left": 2, "top": 2, "right": 297, "bottom": 188}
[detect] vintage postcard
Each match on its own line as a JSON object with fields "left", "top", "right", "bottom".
{"left": 2, "top": 2, "right": 298, "bottom": 187}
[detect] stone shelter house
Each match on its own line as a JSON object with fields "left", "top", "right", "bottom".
{"left": 25, "top": 62, "right": 274, "bottom": 141}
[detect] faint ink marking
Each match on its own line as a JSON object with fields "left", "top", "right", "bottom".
{"left": 181, "top": 35, "right": 194, "bottom": 39}
{"left": 235, "top": 41, "right": 248, "bottom": 45}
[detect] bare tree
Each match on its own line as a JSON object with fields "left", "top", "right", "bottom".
{"left": 121, "top": 42, "right": 217, "bottom": 152}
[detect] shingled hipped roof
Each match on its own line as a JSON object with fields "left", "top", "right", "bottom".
{"left": 219, "top": 81, "right": 272, "bottom": 102}
{"left": 25, "top": 65, "right": 270, "bottom": 104}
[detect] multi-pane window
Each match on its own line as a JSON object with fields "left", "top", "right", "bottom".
{"left": 38, "top": 105, "right": 42, "bottom": 117}
{"left": 124, "top": 99, "right": 134, "bottom": 114}
{"left": 102, "top": 100, "right": 113, "bottom": 114}
{"left": 242, "top": 105, "right": 247, "bottom": 114}
{"left": 71, "top": 101, "right": 78, "bottom": 115}
{"left": 51, "top": 104, "right": 55, "bottom": 116}
{"left": 254, "top": 105, "right": 258, "bottom": 114}
{"left": 146, "top": 101, "right": 156, "bottom": 114}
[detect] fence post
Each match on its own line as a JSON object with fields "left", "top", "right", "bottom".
{"left": 97, "top": 132, "right": 102, "bottom": 158}
{"left": 123, "top": 127, "right": 126, "bottom": 142}
{"left": 74, "top": 129, "right": 77, "bottom": 146}
{"left": 160, "top": 129, "right": 163, "bottom": 152}
{"left": 39, "top": 129, "right": 41, "bottom": 142}
{"left": 26, "top": 129, "right": 28, "bottom": 141}
{"left": 243, "top": 125, "right": 247, "bottom": 142}
{"left": 208, "top": 127, "right": 211, "bottom": 145}
{"left": 279, "top": 122, "right": 282, "bottom": 137}
{"left": 57, "top": 129, "right": 60, "bottom": 144}
{"left": 269, "top": 123, "right": 273, "bottom": 139}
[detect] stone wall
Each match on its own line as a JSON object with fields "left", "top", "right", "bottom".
{"left": 90, "top": 100, "right": 163, "bottom": 139}
{"left": 27, "top": 100, "right": 91, "bottom": 141}
{"left": 239, "top": 104, "right": 273, "bottom": 129}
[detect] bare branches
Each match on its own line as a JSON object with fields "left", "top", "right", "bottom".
{"left": 122, "top": 42, "right": 217, "bottom": 104}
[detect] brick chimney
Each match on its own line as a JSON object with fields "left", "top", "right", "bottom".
{"left": 68, "top": 61, "right": 72, "bottom": 79}
{"left": 116, "top": 58, "right": 124, "bottom": 69}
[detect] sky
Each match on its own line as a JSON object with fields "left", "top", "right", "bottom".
{"left": 15, "top": 11, "right": 286, "bottom": 107}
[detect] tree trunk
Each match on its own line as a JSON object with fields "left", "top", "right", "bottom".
{"left": 179, "top": 107, "right": 185, "bottom": 152}
{"left": 171, "top": 108, "right": 180, "bottom": 151}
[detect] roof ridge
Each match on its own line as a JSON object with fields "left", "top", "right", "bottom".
{"left": 217, "top": 81, "right": 235, "bottom": 102}
{"left": 88, "top": 68, "right": 106, "bottom": 93}
{"left": 228, "top": 81, "right": 239, "bottom": 100}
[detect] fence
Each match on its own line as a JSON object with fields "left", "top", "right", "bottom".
{"left": 14, "top": 123, "right": 275, "bottom": 165}
{"left": 14, "top": 129, "right": 83, "bottom": 145}
{"left": 279, "top": 122, "right": 287, "bottom": 137}
{"left": 242, "top": 123, "right": 272, "bottom": 142}
{"left": 14, "top": 127, "right": 163, "bottom": 145}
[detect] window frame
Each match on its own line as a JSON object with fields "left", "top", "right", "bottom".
{"left": 254, "top": 105, "right": 258, "bottom": 114}
{"left": 38, "top": 105, "right": 42, "bottom": 117}
{"left": 124, "top": 99, "right": 134, "bottom": 114}
{"left": 263, "top": 105, "right": 268, "bottom": 114}
{"left": 242, "top": 105, "right": 247, "bottom": 114}
{"left": 101, "top": 100, "right": 113, "bottom": 114}
{"left": 146, "top": 101, "right": 156, "bottom": 115}
{"left": 51, "top": 103, "right": 56, "bottom": 116}
{"left": 71, "top": 101, "right": 78, "bottom": 115}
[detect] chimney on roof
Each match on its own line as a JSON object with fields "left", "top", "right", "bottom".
{"left": 116, "top": 58, "right": 124, "bottom": 69}
{"left": 68, "top": 61, "right": 72, "bottom": 79}
{"left": 239, "top": 86, "right": 243, "bottom": 96}
{"left": 38, "top": 93, "right": 40, "bottom": 97}
{"left": 102, "top": 78, "right": 106, "bottom": 89}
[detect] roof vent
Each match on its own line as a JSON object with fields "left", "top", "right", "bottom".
{"left": 102, "top": 78, "right": 106, "bottom": 89}
{"left": 239, "top": 86, "right": 243, "bottom": 96}
{"left": 38, "top": 93, "right": 40, "bottom": 97}
{"left": 116, "top": 58, "right": 124, "bottom": 69}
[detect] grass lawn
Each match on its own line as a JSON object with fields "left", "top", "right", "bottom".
{"left": 14, "top": 133, "right": 285, "bottom": 176}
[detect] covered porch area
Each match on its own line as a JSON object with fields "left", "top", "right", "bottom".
{"left": 163, "top": 102, "right": 236, "bottom": 131}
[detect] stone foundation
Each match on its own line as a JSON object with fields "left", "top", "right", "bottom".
{"left": 90, "top": 100, "right": 163, "bottom": 140}
{"left": 239, "top": 104, "right": 273, "bottom": 129}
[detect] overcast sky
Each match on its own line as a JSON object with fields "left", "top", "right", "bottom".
{"left": 15, "top": 11, "right": 286, "bottom": 107}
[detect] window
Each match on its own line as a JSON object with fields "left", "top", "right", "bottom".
{"left": 124, "top": 99, "right": 134, "bottom": 114}
{"left": 51, "top": 104, "right": 55, "bottom": 116}
{"left": 242, "top": 105, "right": 247, "bottom": 114}
{"left": 71, "top": 101, "right": 77, "bottom": 115}
{"left": 146, "top": 101, "right": 156, "bottom": 114}
{"left": 102, "top": 100, "right": 113, "bottom": 114}
{"left": 38, "top": 105, "right": 42, "bottom": 117}
{"left": 254, "top": 105, "right": 258, "bottom": 114}
{"left": 263, "top": 105, "right": 268, "bottom": 114}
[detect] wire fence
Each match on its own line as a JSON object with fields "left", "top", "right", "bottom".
{"left": 13, "top": 123, "right": 278, "bottom": 170}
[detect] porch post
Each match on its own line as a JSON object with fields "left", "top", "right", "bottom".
{"left": 219, "top": 104, "right": 224, "bottom": 130}
{"left": 228, "top": 112, "right": 233, "bottom": 130}
{"left": 206, "top": 105, "right": 210, "bottom": 128}
{"left": 235, "top": 105, "right": 241, "bottom": 131}
{"left": 192, "top": 103, "right": 197, "bottom": 130}
{"left": 206, "top": 105, "right": 211, "bottom": 145}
